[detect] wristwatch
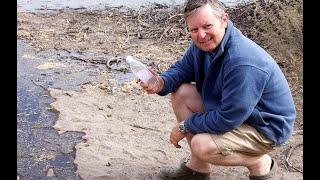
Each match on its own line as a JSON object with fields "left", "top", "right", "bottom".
{"left": 179, "top": 121, "right": 187, "bottom": 133}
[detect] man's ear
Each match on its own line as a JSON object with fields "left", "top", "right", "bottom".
{"left": 222, "top": 13, "right": 229, "bottom": 28}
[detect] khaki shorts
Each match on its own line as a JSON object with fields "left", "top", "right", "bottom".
{"left": 211, "top": 124, "right": 274, "bottom": 156}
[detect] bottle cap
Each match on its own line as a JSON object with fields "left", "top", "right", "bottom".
{"left": 126, "top": 55, "right": 134, "bottom": 64}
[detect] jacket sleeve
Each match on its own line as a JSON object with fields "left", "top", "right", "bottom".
{"left": 157, "top": 45, "right": 196, "bottom": 96}
{"left": 185, "top": 65, "right": 270, "bottom": 134}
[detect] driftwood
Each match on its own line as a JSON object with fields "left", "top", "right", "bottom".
{"left": 285, "top": 143, "right": 303, "bottom": 173}
{"left": 129, "top": 124, "right": 160, "bottom": 132}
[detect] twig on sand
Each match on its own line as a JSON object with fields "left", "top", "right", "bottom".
{"left": 292, "top": 130, "right": 303, "bottom": 136}
{"left": 31, "top": 79, "right": 47, "bottom": 89}
{"left": 129, "top": 124, "right": 160, "bottom": 132}
{"left": 285, "top": 143, "right": 303, "bottom": 173}
{"left": 167, "top": 13, "right": 184, "bottom": 21}
{"left": 159, "top": 26, "right": 171, "bottom": 41}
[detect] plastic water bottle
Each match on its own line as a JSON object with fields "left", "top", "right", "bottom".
{"left": 126, "top": 55, "right": 159, "bottom": 88}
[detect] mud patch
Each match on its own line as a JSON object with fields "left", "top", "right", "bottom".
{"left": 17, "top": 40, "right": 85, "bottom": 179}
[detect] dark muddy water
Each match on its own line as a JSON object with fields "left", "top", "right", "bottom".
{"left": 17, "top": 0, "right": 242, "bottom": 12}
{"left": 17, "top": 37, "right": 134, "bottom": 179}
{"left": 17, "top": 39, "right": 88, "bottom": 179}
{"left": 17, "top": 0, "right": 184, "bottom": 12}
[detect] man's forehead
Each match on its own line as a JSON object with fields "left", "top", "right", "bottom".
{"left": 186, "top": 6, "right": 220, "bottom": 24}
{"left": 186, "top": 4, "right": 221, "bottom": 20}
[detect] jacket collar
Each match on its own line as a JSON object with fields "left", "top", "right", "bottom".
{"left": 212, "top": 20, "right": 233, "bottom": 59}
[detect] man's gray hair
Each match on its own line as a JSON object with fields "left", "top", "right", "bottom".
{"left": 184, "top": 0, "right": 226, "bottom": 18}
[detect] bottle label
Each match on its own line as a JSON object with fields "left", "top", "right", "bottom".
{"left": 137, "top": 69, "right": 153, "bottom": 83}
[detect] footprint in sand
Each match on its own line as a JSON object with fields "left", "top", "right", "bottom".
{"left": 151, "top": 149, "right": 168, "bottom": 163}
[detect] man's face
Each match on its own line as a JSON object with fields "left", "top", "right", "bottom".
{"left": 186, "top": 4, "right": 228, "bottom": 52}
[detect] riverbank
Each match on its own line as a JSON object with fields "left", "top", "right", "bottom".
{"left": 17, "top": 1, "right": 303, "bottom": 179}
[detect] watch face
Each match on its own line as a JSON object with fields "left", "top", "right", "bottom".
{"left": 179, "top": 123, "right": 186, "bottom": 133}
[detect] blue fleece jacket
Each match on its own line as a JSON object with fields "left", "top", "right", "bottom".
{"left": 158, "top": 20, "right": 296, "bottom": 146}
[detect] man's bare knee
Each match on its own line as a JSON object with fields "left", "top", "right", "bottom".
{"left": 170, "top": 84, "right": 204, "bottom": 123}
{"left": 190, "top": 134, "right": 219, "bottom": 161}
{"left": 171, "top": 84, "right": 204, "bottom": 111}
{"left": 171, "top": 83, "right": 197, "bottom": 103}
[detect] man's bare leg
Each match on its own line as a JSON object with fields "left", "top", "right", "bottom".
{"left": 171, "top": 84, "right": 212, "bottom": 173}
{"left": 190, "top": 133, "right": 272, "bottom": 176}
{"left": 171, "top": 84, "right": 272, "bottom": 176}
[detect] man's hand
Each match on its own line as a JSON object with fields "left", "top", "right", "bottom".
{"left": 139, "top": 69, "right": 164, "bottom": 94}
{"left": 170, "top": 123, "right": 187, "bottom": 148}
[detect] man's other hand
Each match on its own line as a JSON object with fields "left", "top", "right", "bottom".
{"left": 170, "top": 123, "right": 187, "bottom": 148}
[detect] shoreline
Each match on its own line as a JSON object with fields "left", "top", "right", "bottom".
{"left": 17, "top": 1, "right": 303, "bottom": 179}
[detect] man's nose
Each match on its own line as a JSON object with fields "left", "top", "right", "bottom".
{"left": 198, "top": 29, "right": 206, "bottom": 39}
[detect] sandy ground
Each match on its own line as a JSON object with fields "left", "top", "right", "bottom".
{"left": 49, "top": 82, "right": 187, "bottom": 179}
{"left": 48, "top": 81, "right": 302, "bottom": 179}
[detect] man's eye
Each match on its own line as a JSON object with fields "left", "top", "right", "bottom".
{"left": 205, "top": 24, "right": 213, "bottom": 29}
{"left": 190, "top": 29, "right": 198, "bottom": 33}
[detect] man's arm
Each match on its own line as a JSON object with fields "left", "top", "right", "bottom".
{"left": 157, "top": 44, "right": 197, "bottom": 96}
